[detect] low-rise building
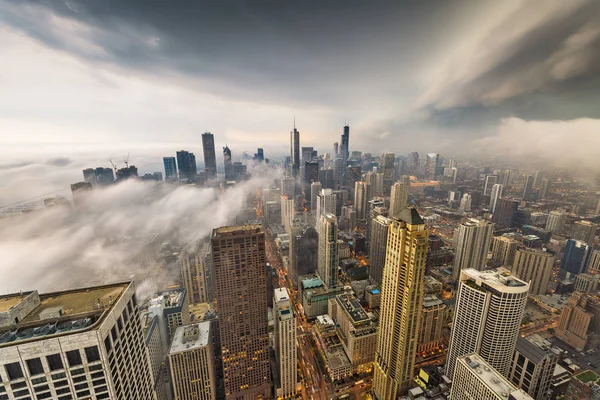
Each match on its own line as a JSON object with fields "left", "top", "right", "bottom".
{"left": 313, "top": 315, "right": 352, "bottom": 381}
{"left": 564, "top": 370, "right": 600, "bottom": 400}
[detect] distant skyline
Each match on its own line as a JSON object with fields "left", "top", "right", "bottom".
{"left": 1, "top": 0, "right": 600, "bottom": 202}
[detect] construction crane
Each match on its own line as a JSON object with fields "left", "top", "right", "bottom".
{"left": 109, "top": 159, "right": 118, "bottom": 173}
{"left": 124, "top": 152, "right": 130, "bottom": 168}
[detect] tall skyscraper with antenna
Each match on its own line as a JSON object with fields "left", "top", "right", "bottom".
{"left": 290, "top": 119, "right": 300, "bottom": 179}
{"left": 341, "top": 124, "right": 350, "bottom": 162}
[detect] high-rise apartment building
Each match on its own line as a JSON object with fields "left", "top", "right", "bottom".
{"left": 587, "top": 249, "right": 600, "bottom": 275}
{"left": 493, "top": 198, "right": 519, "bottom": 229}
{"left": 381, "top": 153, "right": 396, "bottom": 193}
{"left": 407, "top": 152, "right": 419, "bottom": 174}
{"left": 555, "top": 291, "right": 600, "bottom": 351}
{"left": 289, "top": 223, "right": 318, "bottom": 286}
{"left": 310, "top": 181, "right": 322, "bottom": 211}
{"left": 446, "top": 268, "right": 529, "bottom": 379}
{"left": 425, "top": 153, "right": 439, "bottom": 181}
{"left": 512, "top": 247, "right": 555, "bottom": 295}
{"left": 523, "top": 175, "right": 534, "bottom": 200}
{"left": 389, "top": 176, "right": 410, "bottom": 218}
{"left": 366, "top": 197, "right": 385, "bottom": 245}
{"left": 304, "top": 161, "right": 319, "bottom": 199}
{"left": 148, "top": 288, "right": 191, "bottom": 348}
{"left": 453, "top": 218, "right": 494, "bottom": 280}
{"left": 451, "top": 354, "right": 534, "bottom": 400}
{"left": 546, "top": 210, "right": 566, "bottom": 234}
{"left": 273, "top": 288, "right": 297, "bottom": 398}
{"left": 281, "top": 196, "right": 295, "bottom": 231}
{"left": 316, "top": 189, "right": 337, "bottom": 226}
{"left": 169, "top": 322, "right": 217, "bottom": 400}
{"left": 318, "top": 213, "right": 339, "bottom": 289}
{"left": 373, "top": 207, "right": 428, "bottom": 398}
{"left": 369, "top": 215, "right": 393, "bottom": 286}
{"left": 539, "top": 178, "right": 551, "bottom": 199}
{"left": 0, "top": 282, "right": 155, "bottom": 400}
{"left": 211, "top": 225, "right": 270, "bottom": 399}
{"left": 509, "top": 334, "right": 559, "bottom": 400}
{"left": 572, "top": 220, "right": 597, "bottom": 244}
{"left": 418, "top": 295, "right": 446, "bottom": 354}
{"left": 177, "top": 150, "right": 198, "bottom": 181}
{"left": 460, "top": 193, "right": 472, "bottom": 212}
{"left": 163, "top": 156, "right": 178, "bottom": 180}
{"left": 489, "top": 183, "right": 504, "bottom": 212}
{"left": 201, "top": 132, "right": 217, "bottom": 178}
{"left": 180, "top": 241, "right": 211, "bottom": 305}
{"left": 491, "top": 235, "right": 518, "bottom": 266}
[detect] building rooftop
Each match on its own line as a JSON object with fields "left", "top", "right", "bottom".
{"left": 301, "top": 277, "right": 324, "bottom": 290}
{"left": 169, "top": 322, "right": 211, "bottom": 354}
{"left": 397, "top": 206, "right": 425, "bottom": 225}
{"left": 213, "top": 224, "right": 262, "bottom": 237}
{"left": 461, "top": 267, "right": 529, "bottom": 293}
{"left": 0, "top": 291, "right": 35, "bottom": 313}
{"left": 0, "top": 282, "right": 130, "bottom": 347}
{"left": 148, "top": 288, "right": 186, "bottom": 310}
{"left": 459, "top": 353, "right": 531, "bottom": 399}
{"left": 423, "top": 295, "right": 444, "bottom": 308}
{"left": 516, "top": 334, "right": 559, "bottom": 364}
{"left": 274, "top": 287, "right": 290, "bottom": 303}
{"left": 336, "top": 294, "right": 369, "bottom": 324}
{"left": 575, "top": 369, "right": 600, "bottom": 384}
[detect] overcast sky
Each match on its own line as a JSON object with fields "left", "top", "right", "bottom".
{"left": 1, "top": 0, "right": 600, "bottom": 202}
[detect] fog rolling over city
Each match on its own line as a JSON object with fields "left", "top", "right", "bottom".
{"left": 0, "top": 172, "right": 273, "bottom": 297}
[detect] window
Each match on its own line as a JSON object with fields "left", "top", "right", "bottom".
{"left": 111, "top": 327, "right": 117, "bottom": 341}
{"left": 5, "top": 362, "right": 23, "bottom": 380}
{"left": 84, "top": 346, "right": 100, "bottom": 363}
{"left": 46, "top": 354, "right": 64, "bottom": 371}
{"left": 66, "top": 350, "right": 82, "bottom": 367}
{"left": 26, "top": 358, "right": 44, "bottom": 376}
{"left": 104, "top": 337, "right": 112, "bottom": 353}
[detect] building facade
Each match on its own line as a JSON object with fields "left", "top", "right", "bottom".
{"left": 453, "top": 218, "right": 494, "bottom": 280}
{"left": 273, "top": 288, "right": 297, "bottom": 398}
{"left": 512, "top": 247, "right": 555, "bottom": 295}
{"left": 201, "top": 132, "right": 217, "bottom": 179}
{"left": 318, "top": 214, "right": 339, "bottom": 289}
{"left": 368, "top": 215, "right": 393, "bottom": 287}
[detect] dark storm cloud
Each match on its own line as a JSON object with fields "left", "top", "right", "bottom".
{"left": 419, "top": 0, "right": 600, "bottom": 123}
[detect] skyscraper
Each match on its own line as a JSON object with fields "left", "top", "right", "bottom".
{"left": 509, "top": 334, "right": 559, "bottom": 400}
{"left": 369, "top": 215, "right": 393, "bottom": 286}
{"left": 446, "top": 268, "right": 529, "bottom": 379}
{"left": 316, "top": 189, "right": 336, "bottom": 226}
{"left": 341, "top": 125, "right": 350, "bottom": 162}
{"left": 545, "top": 210, "right": 566, "bottom": 233}
{"left": 522, "top": 175, "right": 534, "bottom": 200}
{"left": 354, "top": 181, "right": 369, "bottom": 220}
{"left": 491, "top": 235, "right": 518, "bottom": 266}
{"left": 451, "top": 354, "right": 534, "bottom": 400}
{"left": 211, "top": 225, "right": 270, "bottom": 398}
{"left": 453, "top": 218, "right": 494, "bottom": 280}
{"left": 492, "top": 198, "right": 519, "bottom": 229}
{"left": 381, "top": 153, "right": 396, "bottom": 193}
{"left": 0, "top": 282, "right": 156, "bottom": 400}
{"left": 223, "top": 145, "right": 234, "bottom": 180}
{"left": 389, "top": 176, "right": 410, "bottom": 218}
{"left": 561, "top": 239, "right": 592, "bottom": 277}
{"left": 366, "top": 198, "right": 386, "bottom": 245}
{"left": 169, "top": 322, "right": 217, "bottom": 400}
{"left": 291, "top": 125, "right": 300, "bottom": 179}
{"left": 273, "top": 288, "right": 297, "bottom": 398}
{"left": 304, "top": 160, "right": 319, "bottom": 199}
{"left": 333, "top": 142, "right": 339, "bottom": 156}
{"left": 310, "top": 181, "right": 322, "bottom": 212}
{"left": 318, "top": 213, "right": 339, "bottom": 289}
{"left": 163, "top": 156, "right": 178, "bottom": 180}
{"left": 489, "top": 183, "right": 504, "bottom": 212}
{"left": 539, "top": 178, "right": 551, "bottom": 199}
{"left": 512, "top": 247, "right": 555, "bottom": 295}
{"left": 425, "top": 153, "right": 439, "bottom": 181}
{"left": 177, "top": 150, "right": 198, "bottom": 181}
{"left": 555, "top": 292, "right": 599, "bottom": 351}
{"left": 484, "top": 174, "right": 499, "bottom": 196}
{"left": 572, "top": 220, "right": 598, "bottom": 244}
{"left": 202, "top": 132, "right": 217, "bottom": 178}
{"left": 459, "top": 193, "right": 472, "bottom": 212}
{"left": 407, "top": 152, "right": 419, "bottom": 174}
{"left": 373, "top": 207, "right": 428, "bottom": 398}
{"left": 289, "top": 224, "right": 318, "bottom": 286}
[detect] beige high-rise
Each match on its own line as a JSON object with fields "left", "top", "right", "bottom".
{"left": 318, "top": 213, "right": 339, "bottom": 289}
{"left": 491, "top": 236, "right": 518, "bottom": 267}
{"left": 453, "top": 218, "right": 494, "bottom": 280}
{"left": 373, "top": 207, "right": 428, "bottom": 399}
{"left": 211, "top": 225, "right": 270, "bottom": 399}
{"left": 512, "top": 247, "right": 555, "bottom": 295}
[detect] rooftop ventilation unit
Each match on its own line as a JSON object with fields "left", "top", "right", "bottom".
{"left": 16, "top": 328, "right": 35, "bottom": 340}
{"left": 71, "top": 318, "right": 91, "bottom": 331}
{"left": 0, "top": 331, "right": 16, "bottom": 344}
{"left": 56, "top": 321, "right": 74, "bottom": 333}
{"left": 33, "top": 324, "right": 56, "bottom": 337}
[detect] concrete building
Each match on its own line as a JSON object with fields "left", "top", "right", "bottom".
{"left": 493, "top": 198, "right": 519, "bottom": 229}
{"left": 484, "top": 174, "right": 499, "bottom": 196}
{"left": 281, "top": 196, "right": 295, "bottom": 231}
{"left": 201, "top": 132, "right": 217, "bottom": 178}
{"left": 546, "top": 210, "right": 566, "bottom": 234}
{"left": 328, "top": 294, "right": 378, "bottom": 373}
{"left": 373, "top": 207, "right": 428, "bottom": 398}
{"left": 381, "top": 153, "right": 396, "bottom": 193}
{"left": 273, "top": 288, "right": 297, "bottom": 398}
{"left": 142, "top": 312, "right": 168, "bottom": 400}
{"left": 147, "top": 288, "right": 190, "bottom": 348}
{"left": 447, "top": 268, "right": 529, "bottom": 380}
{"left": 555, "top": 291, "right": 600, "bottom": 351}
{"left": 0, "top": 282, "right": 155, "bottom": 400}
{"left": 512, "top": 247, "right": 555, "bottom": 295}
{"left": 561, "top": 239, "right": 593, "bottom": 277}
{"left": 539, "top": 178, "right": 551, "bottom": 199}
{"left": 588, "top": 250, "right": 600, "bottom": 275}
{"left": 316, "top": 189, "right": 337, "bottom": 226}
{"left": 211, "top": 225, "right": 270, "bottom": 399}
{"left": 460, "top": 193, "right": 472, "bottom": 212}
{"left": 389, "top": 176, "right": 410, "bottom": 218}
{"left": 489, "top": 183, "right": 504, "bottom": 212}
{"left": 451, "top": 354, "right": 533, "bottom": 400}
{"left": 313, "top": 315, "right": 352, "bottom": 381}
{"left": 354, "top": 181, "right": 369, "bottom": 220}
{"left": 522, "top": 175, "right": 534, "bottom": 201}
{"left": 310, "top": 181, "right": 322, "bottom": 211}
{"left": 289, "top": 222, "right": 318, "bottom": 287}
{"left": 300, "top": 277, "right": 345, "bottom": 319}
{"left": 418, "top": 295, "right": 446, "bottom": 355}
{"left": 168, "top": 322, "right": 216, "bottom": 400}
{"left": 453, "top": 218, "right": 494, "bottom": 280}
{"left": 564, "top": 369, "right": 600, "bottom": 400}
{"left": 366, "top": 197, "right": 386, "bottom": 245}
{"left": 368, "top": 215, "right": 393, "bottom": 287}
{"left": 318, "top": 213, "right": 339, "bottom": 289}
{"left": 491, "top": 236, "right": 518, "bottom": 267}
{"left": 574, "top": 273, "right": 600, "bottom": 293}
{"left": 180, "top": 241, "right": 211, "bottom": 305}
{"left": 425, "top": 153, "right": 439, "bottom": 181}
{"left": 508, "top": 334, "right": 559, "bottom": 400}
{"left": 572, "top": 220, "right": 597, "bottom": 245}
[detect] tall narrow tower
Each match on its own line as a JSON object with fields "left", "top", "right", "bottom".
{"left": 453, "top": 218, "right": 494, "bottom": 280}
{"left": 389, "top": 176, "right": 410, "bottom": 218}
{"left": 341, "top": 125, "right": 350, "bottom": 162}
{"left": 202, "top": 132, "right": 217, "bottom": 178}
{"left": 446, "top": 268, "right": 529, "bottom": 380}
{"left": 373, "top": 207, "right": 428, "bottom": 398}
{"left": 291, "top": 123, "right": 300, "bottom": 179}
{"left": 273, "top": 288, "right": 297, "bottom": 398}
{"left": 211, "top": 225, "right": 270, "bottom": 399}
{"left": 318, "top": 213, "right": 339, "bottom": 289}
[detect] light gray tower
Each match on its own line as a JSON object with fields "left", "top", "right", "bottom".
{"left": 453, "top": 218, "right": 494, "bottom": 280}
{"left": 318, "top": 213, "right": 339, "bottom": 289}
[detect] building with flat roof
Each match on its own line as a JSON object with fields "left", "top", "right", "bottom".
{"left": 447, "top": 268, "right": 529, "bottom": 380}
{"left": 564, "top": 369, "right": 600, "bottom": 400}
{"left": 301, "top": 277, "right": 346, "bottom": 319}
{"left": 169, "top": 322, "right": 216, "bottom": 400}
{"left": 0, "top": 282, "right": 155, "bottom": 400}
{"left": 273, "top": 288, "right": 297, "bottom": 398}
{"left": 453, "top": 218, "right": 493, "bottom": 280}
{"left": 512, "top": 247, "right": 555, "bottom": 295}
{"left": 418, "top": 295, "right": 446, "bottom": 355}
{"left": 509, "top": 334, "right": 560, "bottom": 400}
{"left": 555, "top": 291, "right": 600, "bottom": 351}
{"left": 313, "top": 315, "right": 352, "bottom": 381}
{"left": 451, "top": 353, "right": 534, "bottom": 400}
{"left": 147, "top": 287, "right": 190, "bottom": 349}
